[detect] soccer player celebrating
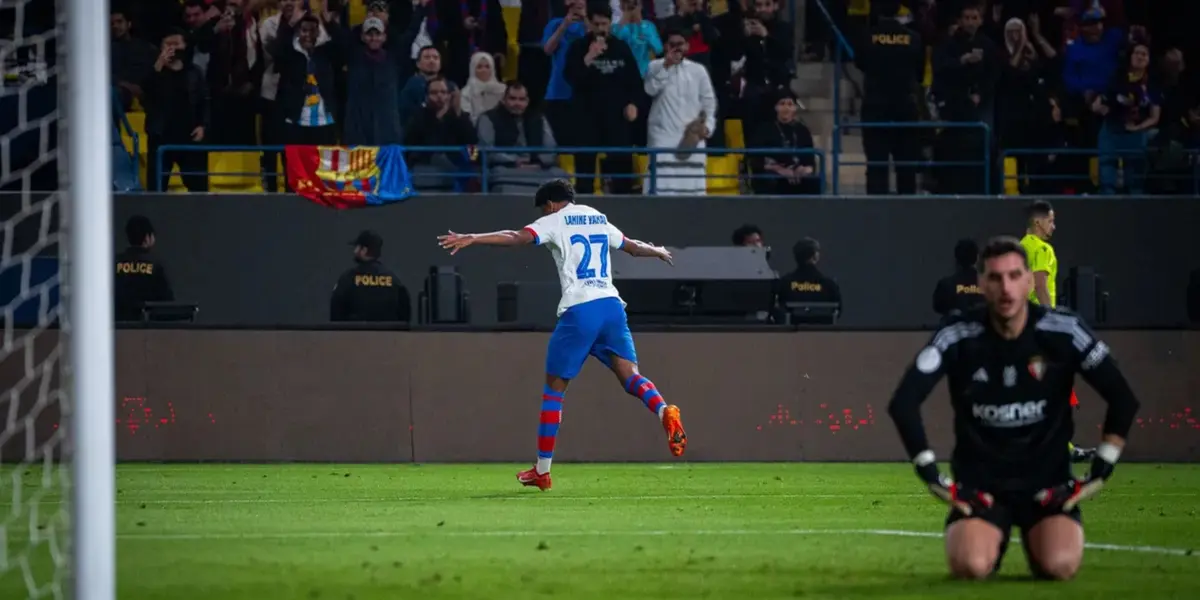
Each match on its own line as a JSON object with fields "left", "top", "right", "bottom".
{"left": 886, "top": 236, "right": 1140, "bottom": 580}
{"left": 436, "top": 179, "right": 687, "bottom": 491}
{"left": 1019, "top": 200, "right": 1094, "bottom": 463}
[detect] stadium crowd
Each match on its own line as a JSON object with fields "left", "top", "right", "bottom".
{"left": 103, "top": 0, "right": 1198, "bottom": 195}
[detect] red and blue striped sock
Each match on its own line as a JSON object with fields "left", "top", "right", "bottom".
{"left": 535, "top": 386, "right": 564, "bottom": 474}
{"left": 624, "top": 374, "right": 666, "bottom": 418}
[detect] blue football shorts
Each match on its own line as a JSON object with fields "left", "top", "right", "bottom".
{"left": 545, "top": 297, "right": 638, "bottom": 380}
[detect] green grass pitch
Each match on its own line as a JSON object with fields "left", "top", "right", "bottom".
{"left": 2, "top": 463, "right": 1198, "bottom": 599}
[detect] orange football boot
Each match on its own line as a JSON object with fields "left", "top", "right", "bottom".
{"left": 662, "top": 405, "right": 687, "bottom": 457}
{"left": 517, "top": 466, "right": 552, "bottom": 491}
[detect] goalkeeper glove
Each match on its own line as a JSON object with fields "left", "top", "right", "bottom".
{"left": 1034, "top": 442, "right": 1120, "bottom": 511}
{"left": 912, "top": 450, "right": 994, "bottom": 517}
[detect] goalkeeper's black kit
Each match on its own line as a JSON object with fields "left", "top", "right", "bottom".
{"left": 886, "top": 303, "right": 1139, "bottom": 539}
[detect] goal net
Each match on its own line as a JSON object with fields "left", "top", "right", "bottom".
{"left": 2, "top": 0, "right": 114, "bottom": 598}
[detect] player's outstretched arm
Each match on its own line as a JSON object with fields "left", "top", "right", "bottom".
{"left": 437, "top": 229, "right": 535, "bottom": 255}
{"left": 619, "top": 238, "right": 673, "bottom": 264}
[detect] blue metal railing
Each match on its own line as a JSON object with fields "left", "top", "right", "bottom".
{"left": 1001, "top": 147, "right": 1200, "bottom": 195}
{"left": 812, "top": 0, "right": 855, "bottom": 166}
{"left": 832, "top": 121, "right": 993, "bottom": 195}
{"left": 152, "top": 144, "right": 827, "bottom": 195}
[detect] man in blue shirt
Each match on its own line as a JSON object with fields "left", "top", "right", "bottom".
{"left": 541, "top": 0, "right": 588, "bottom": 147}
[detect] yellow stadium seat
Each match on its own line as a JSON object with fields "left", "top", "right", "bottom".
{"left": 209, "top": 151, "right": 264, "bottom": 192}
{"left": 348, "top": 0, "right": 366, "bottom": 25}
{"left": 724, "top": 120, "right": 745, "bottom": 149}
{"left": 1004, "top": 157, "right": 1019, "bottom": 195}
{"left": 706, "top": 154, "right": 741, "bottom": 195}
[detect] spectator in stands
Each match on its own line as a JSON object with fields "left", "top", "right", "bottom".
{"left": 710, "top": 1, "right": 790, "bottom": 138}
{"left": 477, "top": 81, "right": 570, "bottom": 192}
{"left": 659, "top": 0, "right": 717, "bottom": 67}
{"left": 1063, "top": 9, "right": 1124, "bottom": 103}
{"left": 932, "top": 3, "right": 999, "bottom": 194}
{"left": 614, "top": 0, "right": 663, "bottom": 76}
{"left": 614, "top": 0, "right": 661, "bottom": 150}
{"left": 931, "top": 238, "right": 983, "bottom": 319}
{"left": 1059, "top": 0, "right": 1127, "bottom": 46}
{"left": 749, "top": 89, "right": 818, "bottom": 195}
{"left": 398, "top": 0, "right": 435, "bottom": 82}
{"left": 856, "top": 0, "right": 924, "bottom": 195}
{"left": 341, "top": 17, "right": 407, "bottom": 146}
{"left": 143, "top": 29, "right": 210, "bottom": 193}
{"left": 1093, "top": 42, "right": 1160, "bottom": 195}
{"left": 206, "top": 0, "right": 263, "bottom": 145}
{"left": 115, "top": 216, "right": 175, "bottom": 323}
{"left": 181, "top": 0, "right": 219, "bottom": 77}
{"left": 731, "top": 224, "right": 765, "bottom": 247}
{"left": 1155, "top": 48, "right": 1194, "bottom": 142}
{"left": 998, "top": 19, "right": 1051, "bottom": 147}
{"left": 436, "top": 0, "right": 508, "bottom": 87}
{"left": 398, "top": 46, "right": 460, "bottom": 130}
{"left": 516, "top": 0, "right": 561, "bottom": 104}
{"left": 111, "top": 7, "right": 158, "bottom": 111}
{"left": 272, "top": 10, "right": 341, "bottom": 146}
{"left": 773, "top": 237, "right": 842, "bottom": 315}
{"left": 541, "top": 0, "right": 589, "bottom": 148}
{"left": 258, "top": 0, "right": 329, "bottom": 191}
{"left": 1062, "top": 7, "right": 1124, "bottom": 186}
{"left": 645, "top": 28, "right": 718, "bottom": 196}
{"left": 564, "top": 4, "right": 643, "bottom": 195}
{"left": 749, "top": 0, "right": 794, "bottom": 76}
{"left": 330, "top": 230, "right": 411, "bottom": 323}
{"left": 404, "top": 77, "right": 478, "bottom": 190}
{"left": 461, "top": 53, "right": 507, "bottom": 124}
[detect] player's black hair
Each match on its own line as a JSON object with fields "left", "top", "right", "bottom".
{"left": 793, "top": 237, "right": 820, "bottom": 264}
{"left": 954, "top": 238, "right": 979, "bottom": 270}
{"left": 731, "top": 224, "right": 763, "bottom": 246}
{"left": 126, "top": 215, "right": 155, "bottom": 247}
{"left": 534, "top": 179, "right": 576, "bottom": 207}
{"left": 976, "top": 236, "right": 1028, "bottom": 272}
{"left": 1026, "top": 199, "right": 1053, "bottom": 224}
{"left": 587, "top": 2, "right": 613, "bottom": 20}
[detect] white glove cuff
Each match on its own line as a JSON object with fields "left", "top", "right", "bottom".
{"left": 1097, "top": 442, "right": 1121, "bottom": 464}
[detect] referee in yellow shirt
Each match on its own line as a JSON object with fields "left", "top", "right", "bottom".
{"left": 1020, "top": 200, "right": 1095, "bottom": 463}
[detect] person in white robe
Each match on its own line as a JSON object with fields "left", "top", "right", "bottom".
{"left": 644, "top": 29, "right": 718, "bottom": 195}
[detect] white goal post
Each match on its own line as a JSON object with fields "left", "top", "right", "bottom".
{"left": 65, "top": 0, "right": 116, "bottom": 597}
{"left": 1, "top": 0, "right": 115, "bottom": 597}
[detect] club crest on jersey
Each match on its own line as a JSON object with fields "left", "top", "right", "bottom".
{"left": 1028, "top": 356, "right": 1046, "bottom": 381}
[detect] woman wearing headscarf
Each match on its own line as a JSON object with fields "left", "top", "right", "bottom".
{"left": 997, "top": 18, "right": 1066, "bottom": 194}
{"left": 460, "top": 52, "right": 507, "bottom": 124}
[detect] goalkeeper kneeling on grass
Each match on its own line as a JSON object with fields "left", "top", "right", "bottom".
{"left": 885, "top": 237, "right": 1140, "bottom": 580}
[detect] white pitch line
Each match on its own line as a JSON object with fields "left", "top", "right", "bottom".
{"left": 101, "top": 528, "right": 1196, "bottom": 557}
{"left": 18, "top": 491, "right": 1200, "bottom": 505}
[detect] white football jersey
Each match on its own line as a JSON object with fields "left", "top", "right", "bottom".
{"left": 524, "top": 204, "right": 627, "bottom": 316}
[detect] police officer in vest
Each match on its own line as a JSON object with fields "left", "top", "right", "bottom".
{"left": 476, "top": 81, "right": 570, "bottom": 192}
{"left": 774, "top": 237, "right": 842, "bottom": 311}
{"left": 931, "top": 238, "right": 984, "bottom": 319}
{"left": 114, "top": 215, "right": 174, "bottom": 322}
{"left": 330, "top": 230, "right": 411, "bottom": 322}
{"left": 856, "top": 0, "right": 924, "bottom": 195}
